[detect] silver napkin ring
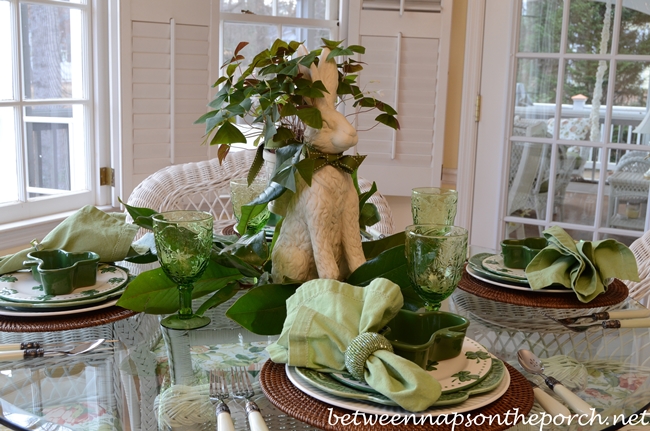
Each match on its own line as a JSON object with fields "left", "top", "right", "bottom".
{"left": 344, "top": 332, "right": 394, "bottom": 381}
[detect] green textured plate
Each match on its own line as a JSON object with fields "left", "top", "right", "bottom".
{"left": 294, "top": 357, "right": 505, "bottom": 408}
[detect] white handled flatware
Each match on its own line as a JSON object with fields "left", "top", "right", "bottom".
{"left": 555, "top": 308, "right": 650, "bottom": 325}
{"left": 529, "top": 380, "right": 571, "bottom": 417}
{"left": 0, "top": 339, "right": 105, "bottom": 361}
{"left": 518, "top": 349, "right": 593, "bottom": 416}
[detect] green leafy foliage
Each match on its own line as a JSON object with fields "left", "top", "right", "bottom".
{"left": 198, "top": 37, "right": 399, "bottom": 170}
{"left": 226, "top": 283, "right": 300, "bottom": 335}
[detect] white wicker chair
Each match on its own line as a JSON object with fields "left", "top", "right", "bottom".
{"left": 625, "top": 230, "right": 650, "bottom": 306}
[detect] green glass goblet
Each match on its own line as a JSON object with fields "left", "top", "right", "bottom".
{"left": 405, "top": 224, "right": 468, "bottom": 311}
{"left": 153, "top": 210, "right": 214, "bottom": 330}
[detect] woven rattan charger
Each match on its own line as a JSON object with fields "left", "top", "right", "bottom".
{"left": 458, "top": 270, "right": 629, "bottom": 309}
{"left": 0, "top": 306, "right": 137, "bottom": 333}
{"left": 259, "top": 360, "right": 534, "bottom": 431}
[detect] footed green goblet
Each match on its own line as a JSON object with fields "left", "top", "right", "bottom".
{"left": 405, "top": 224, "right": 468, "bottom": 311}
{"left": 153, "top": 210, "right": 214, "bottom": 330}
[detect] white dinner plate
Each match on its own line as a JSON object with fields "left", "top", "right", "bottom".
{"left": 481, "top": 254, "right": 528, "bottom": 281}
{"left": 0, "top": 299, "right": 119, "bottom": 317}
{"left": 466, "top": 266, "right": 572, "bottom": 294}
{"left": 0, "top": 288, "right": 125, "bottom": 310}
{"left": 286, "top": 362, "right": 510, "bottom": 416}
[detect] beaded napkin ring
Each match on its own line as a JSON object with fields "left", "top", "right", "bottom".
{"left": 344, "top": 332, "right": 394, "bottom": 381}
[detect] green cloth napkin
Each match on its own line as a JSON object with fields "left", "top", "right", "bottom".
{"left": 0, "top": 205, "right": 139, "bottom": 275}
{"left": 266, "top": 278, "right": 441, "bottom": 412}
{"left": 525, "top": 226, "right": 639, "bottom": 302}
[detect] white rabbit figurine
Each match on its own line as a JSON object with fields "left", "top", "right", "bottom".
{"left": 271, "top": 47, "right": 367, "bottom": 282}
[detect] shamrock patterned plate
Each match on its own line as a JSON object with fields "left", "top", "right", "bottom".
{"left": 481, "top": 254, "right": 529, "bottom": 281}
{"left": 291, "top": 356, "right": 506, "bottom": 409}
{"left": 468, "top": 253, "right": 530, "bottom": 285}
{"left": 331, "top": 337, "right": 493, "bottom": 394}
{"left": 0, "top": 265, "right": 129, "bottom": 304}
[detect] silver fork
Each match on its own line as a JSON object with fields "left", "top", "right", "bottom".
{"left": 231, "top": 366, "right": 269, "bottom": 431}
{"left": 209, "top": 370, "right": 235, "bottom": 431}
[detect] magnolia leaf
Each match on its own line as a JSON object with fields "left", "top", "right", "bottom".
{"left": 375, "top": 113, "right": 400, "bottom": 130}
{"left": 219, "top": 230, "right": 269, "bottom": 267}
{"left": 116, "top": 261, "right": 241, "bottom": 314}
{"left": 194, "top": 110, "right": 218, "bottom": 125}
{"left": 361, "top": 231, "right": 406, "bottom": 260}
{"left": 123, "top": 249, "right": 159, "bottom": 264}
{"left": 211, "top": 251, "right": 263, "bottom": 278}
{"left": 211, "top": 121, "right": 247, "bottom": 145}
{"left": 234, "top": 41, "right": 249, "bottom": 56}
{"left": 118, "top": 198, "right": 158, "bottom": 231}
{"left": 346, "top": 244, "right": 409, "bottom": 288}
{"left": 226, "top": 283, "right": 300, "bottom": 335}
{"left": 195, "top": 281, "right": 241, "bottom": 316}
{"left": 236, "top": 182, "right": 287, "bottom": 233}
{"left": 359, "top": 202, "right": 380, "bottom": 229}
{"left": 401, "top": 283, "right": 427, "bottom": 311}
{"left": 296, "top": 107, "right": 322, "bottom": 129}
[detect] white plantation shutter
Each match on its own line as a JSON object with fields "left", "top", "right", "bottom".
{"left": 128, "top": 20, "right": 210, "bottom": 195}
{"left": 347, "top": 4, "right": 451, "bottom": 196}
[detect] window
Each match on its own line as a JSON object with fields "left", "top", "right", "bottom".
{"left": 0, "top": 0, "right": 109, "bottom": 226}
{"left": 219, "top": 0, "right": 339, "bottom": 71}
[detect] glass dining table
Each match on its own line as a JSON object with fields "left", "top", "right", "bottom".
{"left": 0, "top": 272, "right": 648, "bottom": 431}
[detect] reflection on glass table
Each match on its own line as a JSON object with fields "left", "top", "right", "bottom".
{"left": 0, "top": 288, "right": 649, "bottom": 431}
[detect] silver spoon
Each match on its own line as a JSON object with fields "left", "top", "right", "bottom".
{"left": 518, "top": 349, "right": 593, "bottom": 415}
{"left": 0, "top": 338, "right": 106, "bottom": 361}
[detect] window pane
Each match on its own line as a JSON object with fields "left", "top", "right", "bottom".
{"left": 552, "top": 144, "right": 597, "bottom": 225}
{"left": 282, "top": 27, "right": 329, "bottom": 50}
{"left": 221, "top": 0, "right": 327, "bottom": 19}
{"left": 512, "top": 58, "right": 558, "bottom": 131}
{"left": 612, "top": 61, "right": 650, "bottom": 146}
{"left": 0, "top": 1, "right": 13, "bottom": 100}
{"left": 21, "top": 3, "right": 84, "bottom": 100}
{"left": 619, "top": 4, "right": 650, "bottom": 55}
{"left": 223, "top": 22, "right": 279, "bottom": 69}
{"left": 24, "top": 104, "right": 87, "bottom": 198}
{"left": 518, "top": 0, "right": 563, "bottom": 53}
{"left": 560, "top": 59, "right": 610, "bottom": 143}
{"left": 603, "top": 148, "right": 650, "bottom": 232}
{"left": 0, "top": 107, "right": 18, "bottom": 205}
{"left": 567, "top": 0, "right": 614, "bottom": 55}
